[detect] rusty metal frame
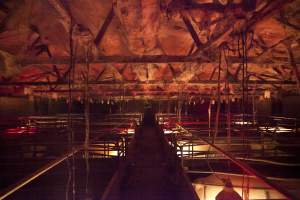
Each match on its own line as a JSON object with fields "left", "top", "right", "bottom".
{"left": 176, "top": 124, "right": 297, "bottom": 200}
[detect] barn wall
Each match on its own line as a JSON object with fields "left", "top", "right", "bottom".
{"left": 0, "top": 97, "right": 35, "bottom": 116}
{"left": 0, "top": 96, "right": 300, "bottom": 118}
{"left": 282, "top": 96, "right": 300, "bottom": 118}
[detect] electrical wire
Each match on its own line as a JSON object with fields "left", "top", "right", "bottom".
{"left": 206, "top": 48, "right": 223, "bottom": 183}
{"left": 66, "top": 20, "right": 77, "bottom": 200}
{"left": 212, "top": 48, "right": 222, "bottom": 145}
{"left": 223, "top": 46, "right": 231, "bottom": 146}
{"left": 84, "top": 41, "right": 91, "bottom": 197}
{"left": 241, "top": 24, "right": 252, "bottom": 200}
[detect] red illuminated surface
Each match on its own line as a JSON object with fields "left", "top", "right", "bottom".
{"left": 3, "top": 126, "right": 37, "bottom": 136}
{"left": 177, "top": 121, "right": 208, "bottom": 125}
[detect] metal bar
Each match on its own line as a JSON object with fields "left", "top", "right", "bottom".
{"left": 177, "top": 125, "right": 297, "bottom": 200}
{"left": 286, "top": 45, "right": 300, "bottom": 92}
{"left": 20, "top": 55, "right": 299, "bottom": 65}
{"left": 188, "top": 170, "right": 300, "bottom": 183}
{"left": 94, "top": 7, "right": 114, "bottom": 46}
{"left": 192, "top": 0, "right": 294, "bottom": 57}
{"left": 47, "top": 0, "right": 71, "bottom": 32}
{"left": 168, "top": 2, "right": 240, "bottom": 12}
{"left": 0, "top": 80, "right": 297, "bottom": 86}
{"left": 181, "top": 14, "right": 202, "bottom": 48}
{"left": 0, "top": 146, "right": 82, "bottom": 199}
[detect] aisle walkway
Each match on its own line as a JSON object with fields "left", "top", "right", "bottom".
{"left": 102, "top": 109, "right": 199, "bottom": 200}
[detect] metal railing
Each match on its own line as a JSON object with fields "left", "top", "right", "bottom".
{"left": 175, "top": 125, "right": 297, "bottom": 200}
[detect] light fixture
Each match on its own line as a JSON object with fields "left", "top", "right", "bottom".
{"left": 218, "top": 0, "right": 229, "bottom": 6}
{"left": 51, "top": 94, "right": 58, "bottom": 100}
{"left": 24, "top": 88, "right": 32, "bottom": 95}
{"left": 215, "top": 179, "right": 242, "bottom": 200}
{"left": 264, "top": 90, "right": 271, "bottom": 99}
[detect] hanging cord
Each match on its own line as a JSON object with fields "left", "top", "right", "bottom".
{"left": 71, "top": 43, "right": 76, "bottom": 200}
{"left": 120, "top": 81, "right": 126, "bottom": 113}
{"left": 205, "top": 48, "right": 223, "bottom": 182}
{"left": 66, "top": 20, "right": 76, "bottom": 200}
{"left": 252, "top": 83, "right": 257, "bottom": 125}
{"left": 245, "top": 30, "right": 251, "bottom": 200}
{"left": 71, "top": 30, "right": 78, "bottom": 200}
{"left": 207, "top": 89, "right": 213, "bottom": 139}
{"left": 223, "top": 46, "right": 231, "bottom": 147}
{"left": 121, "top": 85, "right": 126, "bottom": 113}
{"left": 176, "top": 85, "right": 182, "bottom": 123}
{"left": 241, "top": 27, "right": 251, "bottom": 200}
{"left": 223, "top": 46, "right": 233, "bottom": 174}
{"left": 84, "top": 42, "right": 91, "bottom": 197}
{"left": 208, "top": 98, "right": 212, "bottom": 138}
{"left": 212, "top": 48, "right": 222, "bottom": 144}
{"left": 241, "top": 29, "right": 246, "bottom": 200}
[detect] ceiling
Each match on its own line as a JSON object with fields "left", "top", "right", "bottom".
{"left": 0, "top": 0, "right": 299, "bottom": 100}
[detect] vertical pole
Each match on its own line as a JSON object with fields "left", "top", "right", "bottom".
{"left": 103, "top": 142, "right": 106, "bottom": 158}
{"left": 188, "top": 142, "right": 191, "bottom": 159}
{"left": 296, "top": 120, "right": 299, "bottom": 135}
{"left": 224, "top": 47, "right": 231, "bottom": 147}
{"left": 167, "top": 96, "right": 171, "bottom": 117}
{"left": 84, "top": 43, "right": 90, "bottom": 196}
{"left": 84, "top": 45, "right": 90, "bottom": 149}
{"left": 213, "top": 49, "right": 222, "bottom": 144}
{"left": 227, "top": 93, "right": 231, "bottom": 146}
{"left": 192, "top": 137, "right": 194, "bottom": 161}
{"left": 117, "top": 140, "right": 120, "bottom": 161}
{"left": 66, "top": 19, "right": 75, "bottom": 200}
{"left": 181, "top": 146, "right": 184, "bottom": 168}
{"left": 208, "top": 101, "right": 211, "bottom": 138}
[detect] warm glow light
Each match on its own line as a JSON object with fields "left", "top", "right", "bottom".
{"left": 126, "top": 128, "right": 135, "bottom": 134}
{"left": 164, "top": 129, "right": 173, "bottom": 134}
{"left": 233, "top": 121, "right": 253, "bottom": 125}
{"left": 89, "top": 143, "right": 120, "bottom": 157}
{"left": 264, "top": 90, "right": 271, "bottom": 99}
{"left": 51, "top": 93, "right": 58, "bottom": 100}
{"left": 176, "top": 142, "right": 210, "bottom": 156}
{"left": 193, "top": 175, "right": 285, "bottom": 200}
{"left": 24, "top": 88, "right": 32, "bottom": 95}
{"left": 194, "top": 184, "right": 281, "bottom": 200}
{"left": 259, "top": 126, "right": 293, "bottom": 133}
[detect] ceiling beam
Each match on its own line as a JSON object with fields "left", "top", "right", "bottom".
{"left": 30, "top": 90, "right": 268, "bottom": 97}
{"left": 181, "top": 14, "right": 202, "bottom": 49}
{"left": 94, "top": 6, "right": 114, "bottom": 46}
{"left": 20, "top": 55, "right": 299, "bottom": 65}
{"left": 192, "top": 0, "right": 294, "bottom": 57}
{"left": 286, "top": 45, "right": 300, "bottom": 92}
{"left": 0, "top": 80, "right": 296, "bottom": 86}
{"left": 167, "top": 1, "right": 242, "bottom": 13}
{"left": 47, "top": 0, "right": 72, "bottom": 32}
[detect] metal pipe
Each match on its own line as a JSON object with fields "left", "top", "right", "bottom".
{"left": 20, "top": 55, "right": 300, "bottom": 65}
{"left": 189, "top": 170, "right": 300, "bottom": 186}
{"left": 0, "top": 147, "right": 82, "bottom": 199}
